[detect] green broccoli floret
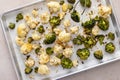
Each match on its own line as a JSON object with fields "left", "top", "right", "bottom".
{"left": 61, "top": 58, "right": 73, "bottom": 69}
{"left": 71, "top": 10, "right": 80, "bottom": 22}
{"left": 56, "top": 53, "right": 64, "bottom": 59}
{"left": 44, "top": 33, "right": 56, "bottom": 44}
{"left": 105, "top": 42, "right": 115, "bottom": 53}
{"left": 37, "top": 25, "right": 45, "bottom": 33}
{"left": 28, "top": 37, "right": 34, "bottom": 43}
{"left": 95, "top": 35, "right": 105, "bottom": 45}
{"left": 108, "top": 32, "right": 115, "bottom": 40}
{"left": 16, "top": 13, "right": 23, "bottom": 22}
{"left": 9, "top": 23, "right": 15, "bottom": 29}
{"left": 83, "top": 28, "right": 92, "bottom": 35}
{"left": 77, "top": 48, "right": 90, "bottom": 60}
{"left": 49, "top": 16, "right": 61, "bottom": 27}
{"left": 25, "top": 67, "right": 33, "bottom": 74}
{"left": 80, "top": 0, "right": 92, "bottom": 8}
{"left": 72, "top": 35, "right": 85, "bottom": 45}
{"left": 94, "top": 50, "right": 103, "bottom": 60}
{"left": 34, "top": 67, "right": 38, "bottom": 73}
{"left": 68, "top": 4, "right": 73, "bottom": 11}
{"left": 35, "top": 48, "right": 40, "bottom": 54}
{"left": 98, "top": 17, "right": 109, "bottom": 31}
{"left": 60, "top": 0, "right": 65, "bottom": 5}
{"left": 67, "top": 0, "right": 76, "bottom": 4}
{"left": 46, "top": 47, "right": 53, "bottom": 55}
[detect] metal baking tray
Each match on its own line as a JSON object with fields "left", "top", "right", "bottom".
{"left": 0, "top": 0, "right": 120, "bottom": 80}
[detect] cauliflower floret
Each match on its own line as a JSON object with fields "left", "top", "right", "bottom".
{"left": 54, "top": 44, "right": 63, "bottom": 54}
{"left": 17, "top": 23, "right": 29, "bottom": 38}
{"left": 47, "top": 1, "right": 60, "bottom": 13}
{"left": 53, "top": 28, "right": 62, "bottom": 35}
{"left": 58, "top": 31, "right": 71, "bottom": 42}
{"left": 63, "top": 19, "right": 71, "bottom": 27}
{"left": 24, "top": 14, "right": 32, "bottom": 22}
{"left": 32, "top": 9, "right": 39, "bottom": 17}
{"left": 32, "top": 43, "right": 40, "bottom": 49}
{"left": 39, "top": 53, "right": 50, "bottom": 64}
{"left": 92, "top": 25, "right": 99, "bottom": 35}
{"left": 38, "top": 64, "right": 50, "bottom": 75}
{"left": 40, "top": 12, "right": 50, "bottom": 24}
{"left": 72, "top": 59, "right": 78, "bottom": 67}
{"left": 70, "top": 26, "right": 79, "bottom": 34}
{"left": 20, "top": 43, "right": 33, "bottom": 55}
{"left": 15, "top": 36, "right": 24, "bottom": 46}
{"left": 50, "top": 56, "right": 61, "bottom": 66}
{"left": 32, "top": 31, "right": 41, "bottom": 41}
{"left": 98, "top": 5, "right": 112, "bottom": 18}
{"left": 25, "top": 57, "right": 35, "bottom": 67}
{"left": 58, "top": 12, "right": 66, "bottom": 20}
{"left": 63, "top": 48, "right": 73, "bottom": 58}
{"left": 62, "top": 3, "right": 68, "bottom": 12}
{"left": 27, "top": 20, "right": 39, "bottom": 29}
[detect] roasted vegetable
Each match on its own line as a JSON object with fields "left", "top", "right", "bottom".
{"left": 96, "top": 35, "right": 105, "bottom": 45}
{"left": 34, "top": 67, "right": 38, "bottom": 73}
{"left": 35, "top": 48, "right": 40, "bottom": 54}
{"left": 28, "top": 37, "right": 34, "bottom": 43}
{"left": 72, "top": 35, "right": 84, "bottom": 45}
{"left": 108, "top": 32, "right": 115, "bottom": 40}
{"left": 16, "top": 13, "right": 23, "bottom": 22}
{"left": 46, "top": 47, "right": 53, "bottom": 55}
{"left": 80, "top": 0, "right": 92, "bottom": 8}
{"left": 44, "top": 33, "right": 56, "bottom": 44}
{"left": 105, "top": 42, "right": 115, "bottom": 53}
{"left": 56, "top": 53, "right": 64, "bottom": 59}
{"left": 71, "top": 10, "right": 80, "bottom": 22}
{"left": 9, "top": 23, "right": 15, "bottom": 29}
{"left": 60, "top": 0, "right": 65, "bottom": 5}
{"left": 67, "top": 0, "right": 76, "bottom": 4}
{"left": 25, "top": 67, "right": 33, "bottom": 74}
{"left": 94, "top": 50, "right": 103, "bottom": 60}
{"left": 98, "top": 17, "right": 109, "bottom": 31}
{"left": 77, "top": 48, "right": 90, "bottom": 60}
{"left": 68, "top": 4, "right": 73, "bottom": 11}
{"left": 83, "top": 28, "right": 92, "bottom": 35}
{"left": 61, "top": 58, "right": 73, "bottom": 69}
{"left": 37, "top": 25, "right": 45, "bottom": 33}
{"left": 49, "top": 16, "right": 61, "bottom": 27}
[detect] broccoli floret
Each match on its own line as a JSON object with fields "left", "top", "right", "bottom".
{"left": 95, "top": 35, "right": 105, "bottom": 45}
{"left": 98, "top": 17, "right": 109, "bottom": 31}
{"left": 44, "top": 33, "right": 56, "bottom": 44}
{"left": 108, "top": 32, "right": 115, "bottom": 40}
{"left": 16, "top": 13, "right": 23, "bottom": 22}
{"left": 46, "top": 47, "right": 53, "bottom": 55}
{"left": 77, "top": 48, "right": 90, "bottom": 60}
{"left": 83, "top": 28, "right": 92, "bottom": 35}
{"left": 25, "top": 67, "right": 33, "bottom": 74}
{"left": 105, "top": 42, "right": 115, "bottom": 53}
{"left": 71, "top": 10, "right": 80, "bottom": 22}
{"left": 37, "top": 25, "right": 45, "bottom": 33}
{"left": 80, "top": 0, "right": 92, "bottom": 8}
{"left": 73, "top": 38, "right": 82, "bottom": 45}
{"left": 28, "top": 37, "right": 34, "bottom": 43}
{"left": 49, "top": 16, "right": 61, "bottom": 27}
{"left": 94, "top": 50, "right": 103, "bottom": 60}
{"left": 35, "top": 48, "right": 40, "bottom": 54}
{"left": 34, "top": 67, "right": 38, "bottom": 73}
{"left": 60, "top": 0, "right": 65, "bottom": 5}
{"left": 61, "top": 58, "right": 73, "bottom": 69}
{"left": 67, "top": 0, "right": 76, "bottom": 4}
{"left": 9, "top": 23, "right": 15, "bottom": 29}
{"left": 56, "top": 53, "right": 64, "bottom": 59}
{"left": 68, "top": 4, "right": 73, "bottom": 11}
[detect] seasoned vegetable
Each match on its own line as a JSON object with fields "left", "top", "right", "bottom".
{"left": 105, "top": 42, "right": 115, "bottom": 53}
{"left": 71, "top": 10, "right": 80, "bottom": 22}
{"left": 84, "top": 28, "right": 92, "bottom": 35}
{"left": 94, "top": 50, "right": 103, "bottom": 60}
{"left": 73, "top": 38, "right": 82, "bottom": 45}
{"left": 49, "top": 16, "right": 61, "bottom": 27}
{"left": 61, "top": 58, "right": 73, "bottom": 69}
{"left": 34, "top": 67, "right": 38, "bottom": 73}
{"left": 37, "top": 25, "right": 45, "bottom": 33}
{"left": 56, "top": 53, "right": 64, "bottom": 59}
{"left": 80, "top": 0, "right": 92, "bottom": 8}
{"left": 46, "top": 47, "right": 53, "bottom": 55}
{"left": 108, "top": 32, "right": 115, "bottom": 40}
{"left": 96, "top": 35, "right": 105, "bottom": 45}
{"left": 82, "top": 19, "right": 96, "bottom": 28}
{"left": 35, "top": 48, "right": 40, "bottom": 54}
{"left": 9, "top": 23, "right": 15, "bottom": 29}
{"left": 68, "top": 4, "right": 73, "bottom": 11}
{"left": 16, "top": 13, "right": 23, "bottom": 22}
{"left": 28, "top": 37, "right": 34, "bottom": 43}
{"left": 60, "top": 0, "right": 65, "bottom": 5}
{"left": 77, "top": 48, "right": 90, "bottom": 60}
{"left": 98, "top": 17, "right": 109, "bottom": 31}
{"left": 67, "top": 0, "right": 76, "bottom": 4}
{"left": 25, "top": 67, "right": 33, "bottom": 74}
{"left": 44, "top": 33, "right": 56, "bottom": 44}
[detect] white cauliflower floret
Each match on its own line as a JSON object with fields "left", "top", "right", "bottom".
{"left": 15, "top": 36, "right": 24, "bottom": 46}
{"left": 58, "top": 12, "right": 66, "bottom": 20}
{"left": 58, "top": 31, "right": 71, "bottom": 42}
{"left": 40, "top": 12, "right": 50, "bottom": 24}
{"left": 53, "top": 28, "right": 62, "bottom": 35}
{"left": 25, "top": 57, "right": 35, "bottom": 67}
{"left": 62, "top": 3, "right": 68, "bottom": 12}
{"left": 50, "top": 56, "right": 61, "bottom": 66}
{"left": 39, "top": 53, "right": 50, "bottom": 64}
{"left": 17, "top": 23, "right": 29, "bottom": 38}
{"left": 63, "top": 19, "right": 71, "bottom": 27}
{"left": 24, "top": 14, "right": 32, "bottom": 22}
{"left": 63, "top": 48, "right": 73, "bottom": 58}
{"left": 20, "top": 43, "right": 33, "bottom": 55}
{"left": 92, "top": 25, "right": 99, "bottom": 35}
{"left": 32, "top": 31, "right": 41, "bottom": 41}
{"left": 72, "top": 59, "right": 78, "bottom": 67}
{"left": 70, "top": 26, "right": 79, "bottom": 34}
{"left": 32, "top": 9, "right": 39, "bottom": 17}
{"left": 32, "top": 43, "right": 40, "bottom": 49}
{"left": 98, "top": 5, "right": 112, "bottom": 18}
{"left": 47, "top": 1, "right": 60, "bottom": 13}
{"left": 27, "top": 20, "right": 39, "bottom": 29}
{"left": 54, "top": 44, "right": 63, "bottom": 54}
{"left": 38, "top": 64, "right": 50, "bottom": 75}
